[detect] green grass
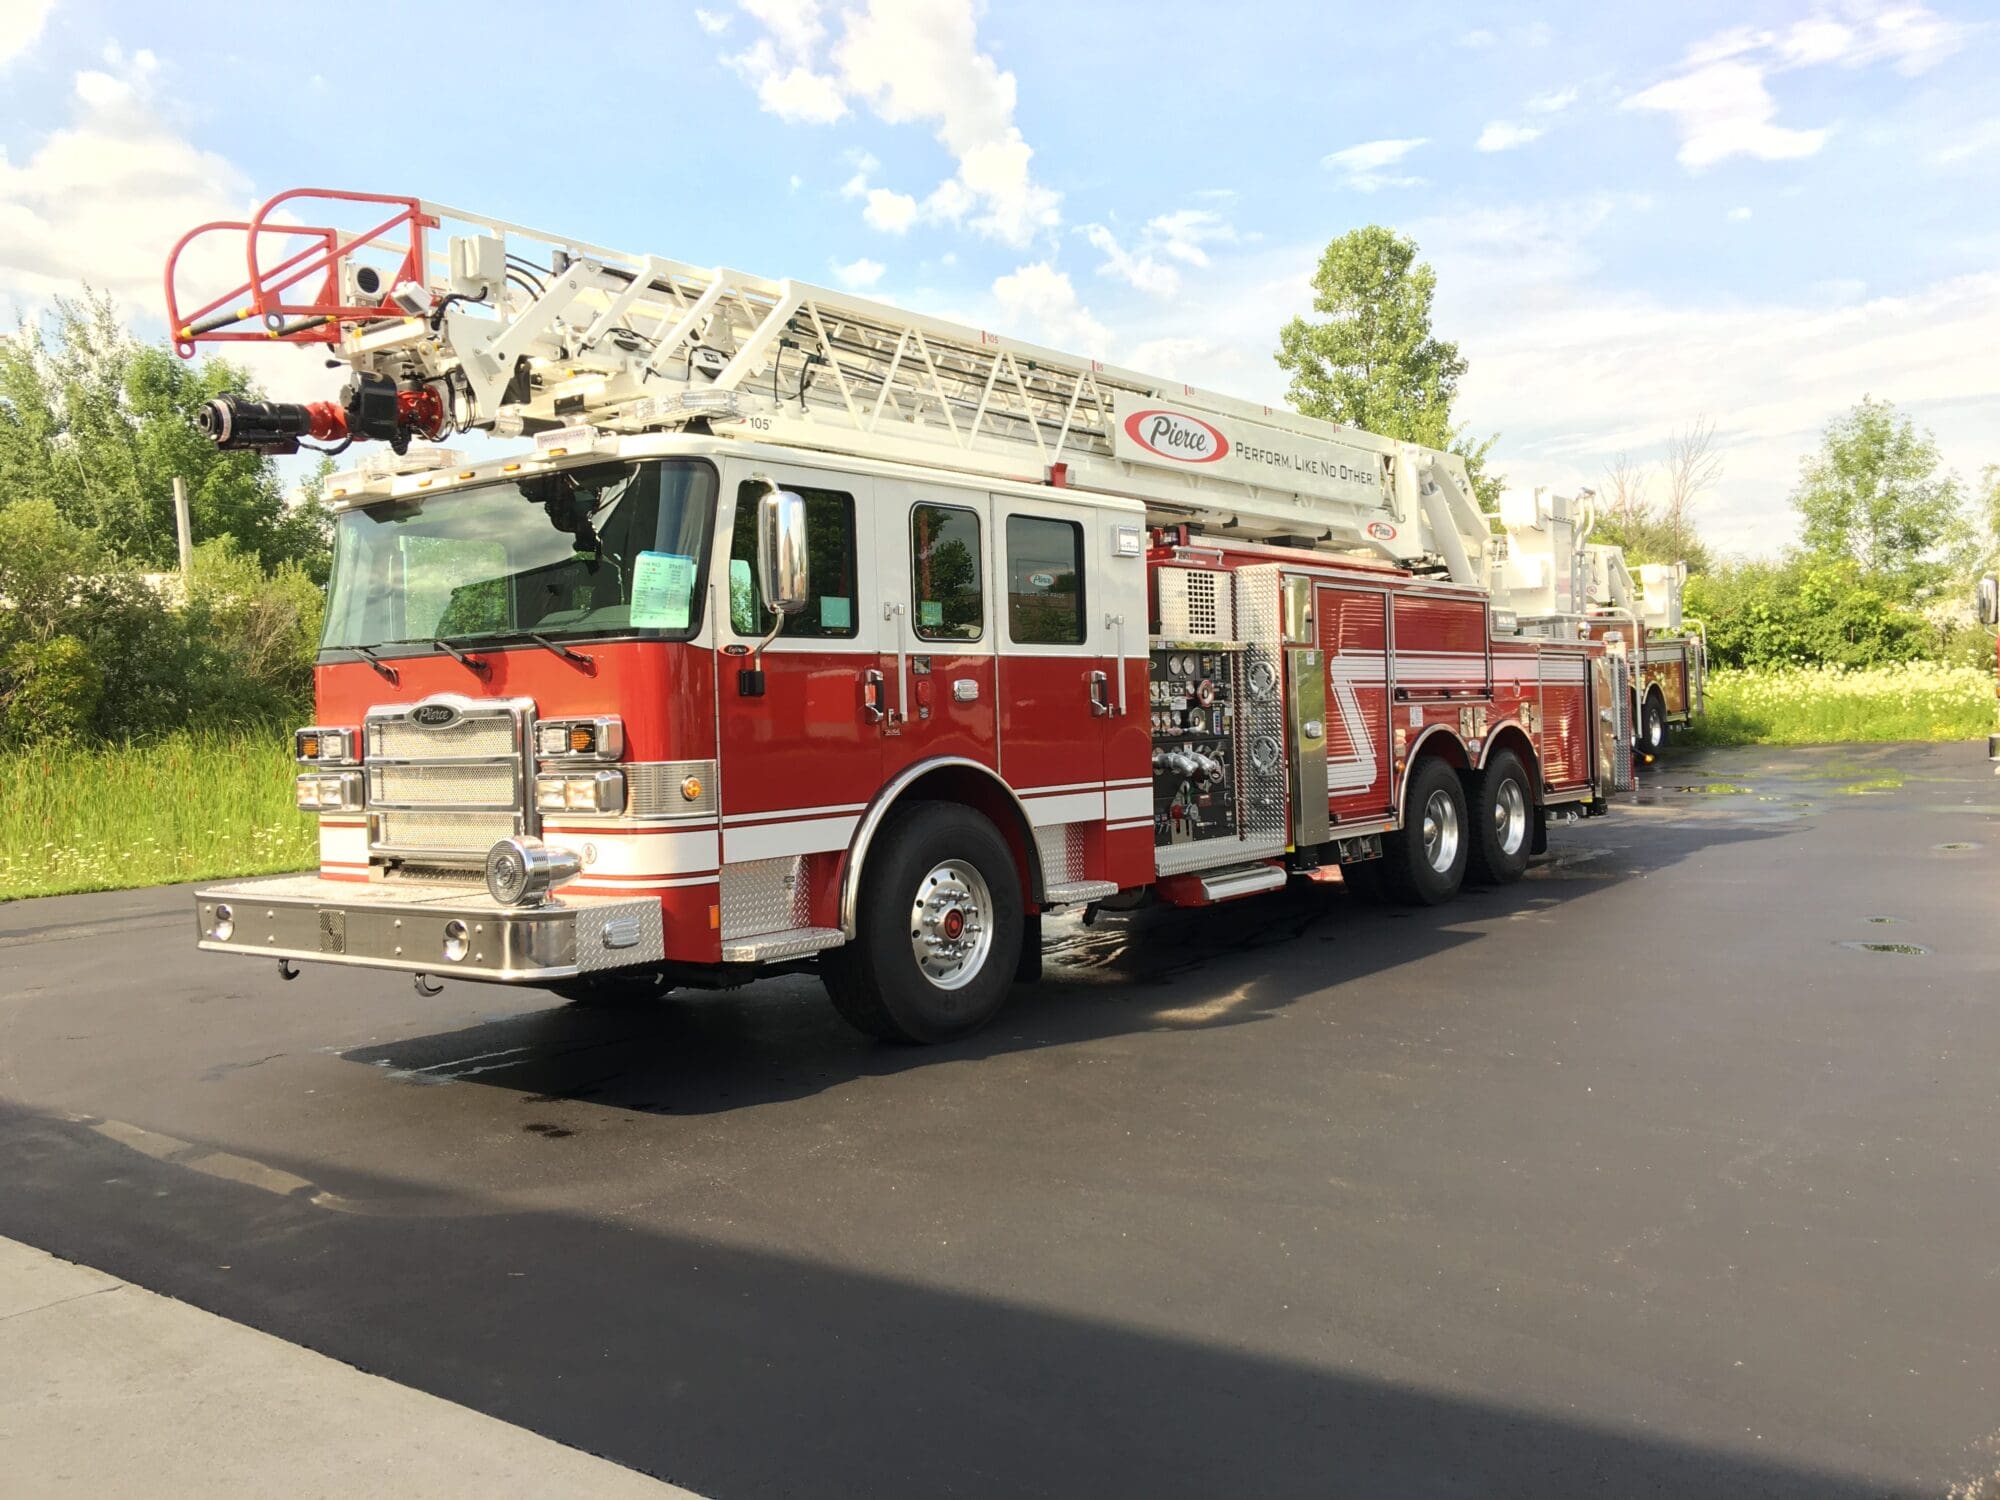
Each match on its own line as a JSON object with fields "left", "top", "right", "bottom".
{"left": 0, "top": 730, "right": 315, "bottom": 901}
{"left": 1679, "top": 663, "right": 1998, "bottom": 748}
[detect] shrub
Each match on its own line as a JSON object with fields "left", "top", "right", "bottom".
{"left": 2, "top": 637, "right": 104, "bottom": 743}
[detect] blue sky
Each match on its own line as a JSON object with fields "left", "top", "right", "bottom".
{"left": 2, "top": 0, "right": 1996, "bottom": 554}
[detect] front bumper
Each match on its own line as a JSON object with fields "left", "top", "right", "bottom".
{"left": 194, "top": 874, "right": 665, "bottom": 982}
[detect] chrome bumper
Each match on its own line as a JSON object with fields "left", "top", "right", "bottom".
{"left": 193, "top": 873, "right": 665, "bottom": 983}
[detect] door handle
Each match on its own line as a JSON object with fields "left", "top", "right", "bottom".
{"left": 1089, "top": 670, "right": 1112, "bottom": 717}
{"left": 862, "top": 669, "right": 885, "bottom": 723}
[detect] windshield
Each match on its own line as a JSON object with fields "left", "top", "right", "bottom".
{"left": 320, "top": 459, "right": 716, "bottom": 653}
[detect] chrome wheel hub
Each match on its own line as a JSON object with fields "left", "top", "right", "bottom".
{"left": 909, "top": 861, "right": 994, "bottom": 991}
{"left": 1494, "top": 777, "right": 1528, "bottom": 857}
{"left": 1422, "top": 788, "right": 1461, "bottom": 874}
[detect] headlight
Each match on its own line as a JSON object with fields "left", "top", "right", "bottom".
{"left": 295, "top": 770, "right": 364, "bottom": 811}
{"left": 535, "top": 717, "right": 623, "bottom": 760}
{"left": 484, "top": 837, "right": 582, "bottom": 906}
{"left": 534, "top": 769, "right": 626, "bottom": 814}
{"left": 295, "top": 726, "right": 357, "bottom": 764}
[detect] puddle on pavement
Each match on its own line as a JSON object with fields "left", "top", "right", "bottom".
{"left": 1830, "top": 776, "right": 1904, "bottom": 795}
{"left": 1663, "top": 783, "right": 1753, "bottom": 795}
{"left": 1839, "top": 940, "right": 1930, "bottom": 956}
{"left": 1865, "top": 915, "right": 1903, "bottom": 925}
{"left": 1934, "top": 841, "right": 1982, "bottom": 853}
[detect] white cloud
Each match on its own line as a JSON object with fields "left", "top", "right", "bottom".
{"left": 693, "top": 6, "right": 730, "bottom": 35}
{"left": 1081, "top": 224, "right": 1179, "bottom": 297}
{"left": 1321, "top": 137, "right": 1427, "bottom": 191}
{"left": 831, "top": 255, "right": 885, "bottom": 290}
{"left": 861, "top": 186, "right": 918, "bottom": 233}
{"left": 1146, "top": 208, "right": 1239, "bottom": 267}
{"left": 990, "top": 262, "right": 1109, "bottom": 355}
{"left": 1526, "top": 86, "right": 1578, "bottom": 114}
{"left": 1728, "top": 205, "right": 1753, "bottom": 221}
{"left": 1624, "top": 59, "right": 1828, "bottom": 168}
{"left": 0, "top": 0, "right": 54, "bottom": 69}
{"left": 725, "top": 0, "right": 1060, "bottom": 247}
{"left": 1936, "top": 117, "right": 2000, "bottom": 166}
{"left": 1628, "top": 4, "right": 1964, "bottom": 169}
{"left": 1458, "top": 28, "right": 1496, "bottom": 49}
{"left": 1476, "top": 121, "right": 1544, "bottom": 152}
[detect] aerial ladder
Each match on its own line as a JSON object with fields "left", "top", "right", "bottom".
{"left": 169, "top": 190, "right": 1500, "bottom": 588}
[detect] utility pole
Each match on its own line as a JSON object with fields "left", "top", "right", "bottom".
{"left": 173, "top": 476, "right": 193, "bottom": 581}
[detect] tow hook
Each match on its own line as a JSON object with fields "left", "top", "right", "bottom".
{"left": 414, "top": 973, "right": 443, "bottom": 997}
{"left": 277, "top": 959, "right": 300, "bottom": 981}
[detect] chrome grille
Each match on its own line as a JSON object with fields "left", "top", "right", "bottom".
{"left": 365, "top": 696, "right": 534, "bottom": 865}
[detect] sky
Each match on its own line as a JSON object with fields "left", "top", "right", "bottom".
{"left": 2, "top": 0, "right": 1997, "bottom": 556}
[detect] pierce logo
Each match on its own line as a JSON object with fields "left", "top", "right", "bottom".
{"left": 411, "top": 702, "right": 460, "bottom": 728}
{"left": 1366, "top": 521, "right": 1398, "bottom": 542}
{"left": 1125, "top": 409, "right": 1229, "bottom": 465}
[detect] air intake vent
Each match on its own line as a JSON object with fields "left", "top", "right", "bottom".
{"left": 1157, "top": 568, "right": 1234, "bottom": 641}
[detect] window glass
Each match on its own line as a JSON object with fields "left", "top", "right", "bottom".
{"left": 910, "top": 504, "right": 983, "bottom": 642}
{"left": 728, "top": 481, "right": 859, "bottom": 638}
{"left": 1005, "top": 515, "right": 1085, "bottom": 644}
{"left": 319, "top": 459, "right": 714, "bottom": 652}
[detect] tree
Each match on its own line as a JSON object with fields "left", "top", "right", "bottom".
{"left": 1591, "top": 431, "right": 1716, "bottom": 573}
{"left": 0, "top": 291, "right": 326, "bottom": 574}
{"left": 1661, "top": 417, "right": 1722, "bottom": 569}
{"left": 1979, "top": 463, "right": 1999, "bottom": 563}
{"left": 1793, "top": 396, "right": 1973, "bottom": 604}
{"left": 1276, "top": 226, "right": 1501, "bottom": 507}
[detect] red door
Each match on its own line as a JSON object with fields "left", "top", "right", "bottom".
{"left": 1318, "top": 585, "right": 1394, "bottom": 824}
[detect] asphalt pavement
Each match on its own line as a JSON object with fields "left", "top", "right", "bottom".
{"left": 1, "top": 741, "right": 1995, "bottom": 1498}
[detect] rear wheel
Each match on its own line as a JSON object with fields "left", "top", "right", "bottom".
{"left": 1381, "top": 757, "right": 1469, "bottom": 906}
{"left": 1466, "top": 750, "right": 1533, "bottom": 886}
{"left": 1638, "top": 691, "right": 1669, "bottom": 757}
{"left": 822, "top": 801, "right": 1023, "bottom": 1043}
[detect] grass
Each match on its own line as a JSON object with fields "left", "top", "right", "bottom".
{"left": 0, "top": 730, "right": 315, "bottom": 901}
{"left": 1680, "top": 663, "right": 1998, "bottom": 748}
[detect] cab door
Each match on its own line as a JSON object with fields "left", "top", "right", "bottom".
{"left": 873, "top": 479, "right": 997, "bottom": 781}
{"left": 990, "top": 494, "right": 1149, "bottom": 892}
{"left": 715, "top": 463, "right": 881, "bottom": 912}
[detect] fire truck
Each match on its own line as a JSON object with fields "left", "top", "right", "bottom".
{"left": 170, "top": 190, "right": 1632, "bottom": 1042}
{"left": 1979, "top": 572, "right": 1999, "bottom": 768}
{"left": 1495, "top": 488, "right": 1706, "bottom": 758}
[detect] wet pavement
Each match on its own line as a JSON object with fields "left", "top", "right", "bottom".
{"left": 1, "top": 741, "right": 1996, "bottom": 1497}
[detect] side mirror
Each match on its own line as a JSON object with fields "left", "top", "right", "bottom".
{"left": 756, "top": 486, "right": 810, "bottom": 616}
{"left": 1979, "top": 574, "right": 1999, "bottom": 627}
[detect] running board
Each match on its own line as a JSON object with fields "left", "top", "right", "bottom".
{"left": 1153, "top": 861, "right": 1289, "bottom": 908}
{"left": 1043, "top": 879, "right": 1118, "bottom": 906}
{"left": 720, "top": 927, "right": 845, "bottom": 963}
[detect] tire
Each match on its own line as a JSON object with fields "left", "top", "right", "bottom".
{"left": 1638, "top": 692, "right": 1669, "bottom": 757}
{"left": 822, "top": 801, "right": 1024, "bottom": 1043}
{"left": 1381, "top": 757, "right": 1470, "bottom": 906}
{"left": 549, "top": 970, "right": 674, "bottom": 1008}
{"left": 1465, "top": 749, "right": 1533, "bottom": 886}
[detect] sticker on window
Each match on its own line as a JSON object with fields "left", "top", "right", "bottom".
{"left": 919, "top": 600, "right": 944, "bottom": 627}
{"left": 820, "top": 596, "right": 852, "bottom": 629}
{"left": 631, "top": 551, "right": 695, "bottom": 630}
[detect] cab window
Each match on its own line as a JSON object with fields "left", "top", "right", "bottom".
{"left": 728, "top": 481, "right": 859, "bottom": 638}
{"left": 910, "top": 503, "right": 983, "bottom": 642}
{"left": 1005, "top": 515, "right": 1085, "bottom": 644}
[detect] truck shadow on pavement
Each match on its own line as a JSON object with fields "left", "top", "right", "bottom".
{"left": 0, "top": 1100, "right": 1919, "bottom": 1500}
{"left": 339, "top": 806, "right": 1788, "bottom": 1118}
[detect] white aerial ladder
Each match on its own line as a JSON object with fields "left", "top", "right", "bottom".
{"left": 171, "top": 191, "right": 1499, "bottom": 588}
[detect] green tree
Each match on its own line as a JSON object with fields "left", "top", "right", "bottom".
{"left": 1792, "top": 397, "right": 1973, "bottom": 604}
{"left": 0, "top": 292, "right": 327, "bottom": 574}
{"left": 1276, "top": 225, "right": 1500, "bottom": 506}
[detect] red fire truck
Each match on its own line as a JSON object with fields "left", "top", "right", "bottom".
{"left": 171, "top": 190, "right": 1628, "bottom": 1042}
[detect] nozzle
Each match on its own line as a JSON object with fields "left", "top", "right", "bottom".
{"left": 197, "top": 394, "right": 346, "bottom": 453}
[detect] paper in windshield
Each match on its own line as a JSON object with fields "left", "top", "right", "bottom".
{"left": 630, "top": 551, "right": 696, "bottom": 630}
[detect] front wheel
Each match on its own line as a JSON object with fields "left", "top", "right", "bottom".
{"left": 1638, "top": 692, "right": 1669, "bottom": 757}
{"left": 1465, "top": 750, "right": 1533, "bottom": 886}
{"left": 1381, "top": 757, "right": 1470, "bottom": 906}
{"left": 822, "top": 801, "right": 1024, "bottom": 1043}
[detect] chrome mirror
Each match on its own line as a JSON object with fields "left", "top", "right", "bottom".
{"left": 757, "top": 486, "right": 810, "bottom": 616}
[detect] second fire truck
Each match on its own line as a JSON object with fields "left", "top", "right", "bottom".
{"left": 172, "top": 189, "right": 1636, "bottom": 1042}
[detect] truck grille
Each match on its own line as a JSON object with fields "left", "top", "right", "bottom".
{"left": 365, "top": 696, "right": 535, "bottom": 866}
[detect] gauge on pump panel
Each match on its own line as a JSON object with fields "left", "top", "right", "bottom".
{"left": 1196, "top": 678, "right": 1218, "bottom": 708}
{"left": 1181, "top": 654, "right": 1197, "bottom": 676}
{"left": 1166, "top": 656, "right": 1182, "bottom": 677}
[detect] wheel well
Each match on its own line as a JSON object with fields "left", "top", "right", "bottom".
{"left": 1479, "top": 724, "right": 1543, "bottom": 801}
{"left": 839, "top": 759, "right": 1041, "bottom": 938}
{"left": 1397, "top": 726, "right": 1470, "bottom": 824}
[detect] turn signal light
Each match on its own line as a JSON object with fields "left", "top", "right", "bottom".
{"left": 535, "top": 717, "right": 623, "bottom": 761}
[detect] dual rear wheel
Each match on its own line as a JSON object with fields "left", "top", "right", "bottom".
{"left": 1360, "top": 750, "right": 1534, "bottom": 905}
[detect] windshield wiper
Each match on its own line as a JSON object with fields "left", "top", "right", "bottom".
{"left": 432, "top": 637, "right": 491, "bottom": 676}
{"left": 349, "top": 644, "right": 399, "bottom": 685}
{"left": 526, "top": 633, "right": 595, "bottom": 673}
